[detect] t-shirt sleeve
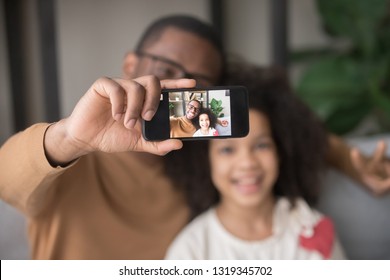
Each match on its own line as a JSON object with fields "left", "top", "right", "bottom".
{"left": 0, "top": 123, "right": 76, "bottom": 216}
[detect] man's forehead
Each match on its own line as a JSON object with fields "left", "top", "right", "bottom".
{"left": 188, "top": 101, "right": 200, "bottom": 107}
{"left": 145, "top": 27, "right": 222, "bottom": 84}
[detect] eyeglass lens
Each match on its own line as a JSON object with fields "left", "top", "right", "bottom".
{"left": 187, "top": 104, "right": 200, "bottom": 112}
{"left": 137, "top": 51, "right": 213, "bottom": 86}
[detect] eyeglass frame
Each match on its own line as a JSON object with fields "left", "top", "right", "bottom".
{"left": 186, "top": 103, "right": 201, "bottom": 113}
{"left": 135, "top": 50, "right": 215, "bottom": 86}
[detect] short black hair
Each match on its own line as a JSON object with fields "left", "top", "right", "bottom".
{"left": 136, "top": 15, "right": 223, "bottom": 53}
{"left": 135, "top": 15, "right": 226, "bottom": 83}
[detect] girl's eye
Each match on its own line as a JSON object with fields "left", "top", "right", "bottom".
{"left": 218, "top": 146, "right": 234, "bottom": 155}
{"left": 255, "top": 142, "right": 272, "bottom": 150}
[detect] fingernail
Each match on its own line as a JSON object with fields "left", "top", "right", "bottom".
{"left": 126, "top": 118, "right": 137, "bottom": 129}
{"left": 143, "top": 110, "right": 155, "bottom": 121}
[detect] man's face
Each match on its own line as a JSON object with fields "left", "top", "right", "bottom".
{"left": 185, "top": 101, "right": 201, "bottom": 120}
{"left": 125, "top": 27, "right": 222, "bottom": 86}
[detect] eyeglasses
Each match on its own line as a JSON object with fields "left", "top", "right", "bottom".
{"left": 187, "top": 104, "right": 201, "bottom": 113}
{"left": 135, "top": 51, "right": 214, "bottom": 86}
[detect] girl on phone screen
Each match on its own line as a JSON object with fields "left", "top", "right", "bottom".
{"left": 193, "top": 108, "right": 219, "bottom": 137}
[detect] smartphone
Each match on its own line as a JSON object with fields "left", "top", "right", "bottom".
{"left": 142, "top": 86, "right": 249, "bottom": 141}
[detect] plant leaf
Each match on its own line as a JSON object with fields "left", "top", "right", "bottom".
{"left": 317, "top": 0, "right": 388, "bottom": 57}
{"left": 296, "top": 56, "right": 371, "bottom": 134}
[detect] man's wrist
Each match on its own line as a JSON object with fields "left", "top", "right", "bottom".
{"left": 43, "top": 120, "right": 85, "bottom": 167}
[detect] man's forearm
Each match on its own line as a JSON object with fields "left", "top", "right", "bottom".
{"left": 326, "top": 134, "right": 360, "bottom": 182}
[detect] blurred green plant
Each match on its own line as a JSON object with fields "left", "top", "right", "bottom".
{"left": 292, "top": 0, "right": 390, "bottom": 135}
{"left": 209, "top": 98, "right": 224, "bottom": 117}
{"left": 169, "top": 102, "right": 175, "bottom": 115}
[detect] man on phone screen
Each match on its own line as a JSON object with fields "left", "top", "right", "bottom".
{"left": 170, "top": 99, "right": 202, "bottom": 138}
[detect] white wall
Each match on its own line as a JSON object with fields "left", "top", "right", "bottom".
{"left": 289, "top": 0, "right": 332, "bottom": 49}
{"left": 225, "top": 0, "right": 331, "bottom": 65}
{"left": 226, "top": 0, "right": 271, "bottom": 65}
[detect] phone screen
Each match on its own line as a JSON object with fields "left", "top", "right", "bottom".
{"left": 143, "top": 86, "right": 249, "bottom": 141}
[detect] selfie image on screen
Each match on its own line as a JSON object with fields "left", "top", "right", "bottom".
{"left": 168, "top": 89, "right": 232, "bottom": 138}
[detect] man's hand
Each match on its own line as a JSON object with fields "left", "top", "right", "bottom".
{"left": 218, "top": 119, "right": 229, "bottom": 127}
{"left": 350, "top": 140, "right": 390, "bottom": 195}
{"left": 44, "top": 76, "right": 196, "bottom": 166}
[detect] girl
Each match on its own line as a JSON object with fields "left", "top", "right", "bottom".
{"left": 193, "top": 108, "right": 219, "bottom": 137}
{"left": 165, "top": 63, "right": 345, "bottom": 259}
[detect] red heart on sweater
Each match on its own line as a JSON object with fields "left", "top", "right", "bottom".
{"left": 299, "top": 217, "right": 334, "bottom": 259}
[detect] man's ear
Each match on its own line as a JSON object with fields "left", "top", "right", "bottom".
{"left": 122, "top": 52, "right": 138, "bottom": 79}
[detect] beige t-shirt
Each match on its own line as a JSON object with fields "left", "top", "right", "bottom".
{"left": 170, "top": 116, "right": 196, "bottom": 138}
